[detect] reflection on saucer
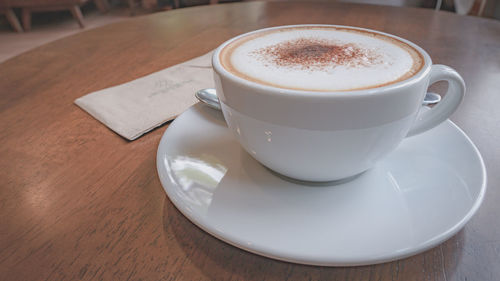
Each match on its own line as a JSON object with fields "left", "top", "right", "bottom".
{"left": 164, "top": 155, "right": 227, "bottom": 215}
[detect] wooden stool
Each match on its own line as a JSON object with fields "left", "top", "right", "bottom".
{"left": 11, "top": 0, "right": 89, "bottom": 31}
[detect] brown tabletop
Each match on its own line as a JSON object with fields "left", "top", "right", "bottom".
{"left": 1, "top": 1, "right": 499, "bottom": 280}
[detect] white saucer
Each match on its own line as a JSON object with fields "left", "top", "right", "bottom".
{"left": 156, "top": 104, "right": 486, "bottom": 266}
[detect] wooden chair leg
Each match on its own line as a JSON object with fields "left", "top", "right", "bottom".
{"left": 128, "top": 0, "right": 136, "bottom": 16}
{"left": 69, "top": 5, "right": 85, "bottom": 28}
{"left": 94, "top": 0, "right": 110, "bottom": 13}
{"left": 21, "top": 8, "right": 31, "bottom": 31}
{"left": 5, "top": 8, "right": 23, "bottom": 32}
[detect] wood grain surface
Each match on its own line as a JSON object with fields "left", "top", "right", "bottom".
{"left": 1, "top": 1, "right": 499, "bottom": 280}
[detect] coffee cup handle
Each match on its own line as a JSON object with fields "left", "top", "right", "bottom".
{"left": 406, "top": 64, "right": 465, "bottom": 137}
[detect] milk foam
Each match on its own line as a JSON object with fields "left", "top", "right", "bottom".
{"left": 222, "top": 27, "right": 422, "bottom": 91}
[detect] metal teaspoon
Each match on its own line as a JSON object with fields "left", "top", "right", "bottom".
{"left": 196, "top": 88, "right": 441, "bottom": 111}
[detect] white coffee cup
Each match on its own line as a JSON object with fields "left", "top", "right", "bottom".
{"left": 212, "top": 25, "right": 465, "bottom": 182}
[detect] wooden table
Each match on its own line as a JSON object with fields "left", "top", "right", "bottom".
{"left": 1, "top": 2, "right": 499, "bottom": 280}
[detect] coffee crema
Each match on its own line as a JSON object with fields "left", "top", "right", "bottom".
{"left": 219, "top": 26, "right": 424, "bottom": 91}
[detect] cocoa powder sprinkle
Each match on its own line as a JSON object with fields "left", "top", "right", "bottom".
{"left": 253, "top": 38, "right": 382, "bottom": 70}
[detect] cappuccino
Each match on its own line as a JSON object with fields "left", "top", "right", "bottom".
{"left": 220, "top": 26, "right": 424, "bottom": 91}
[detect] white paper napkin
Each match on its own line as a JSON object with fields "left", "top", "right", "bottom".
{"left": 75, "top": 51, "right": 214, "bottom": 140}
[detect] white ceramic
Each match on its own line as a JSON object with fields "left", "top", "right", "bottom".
{"left": 156, "top": 104, "right": 486, "bottom": 266}
{"left": 212, "top": 25, "right": 466, "bottom": 181}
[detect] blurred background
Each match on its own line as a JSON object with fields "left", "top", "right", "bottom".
{"left": 1, "top": 0, "right": 498, "bottom": 63}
